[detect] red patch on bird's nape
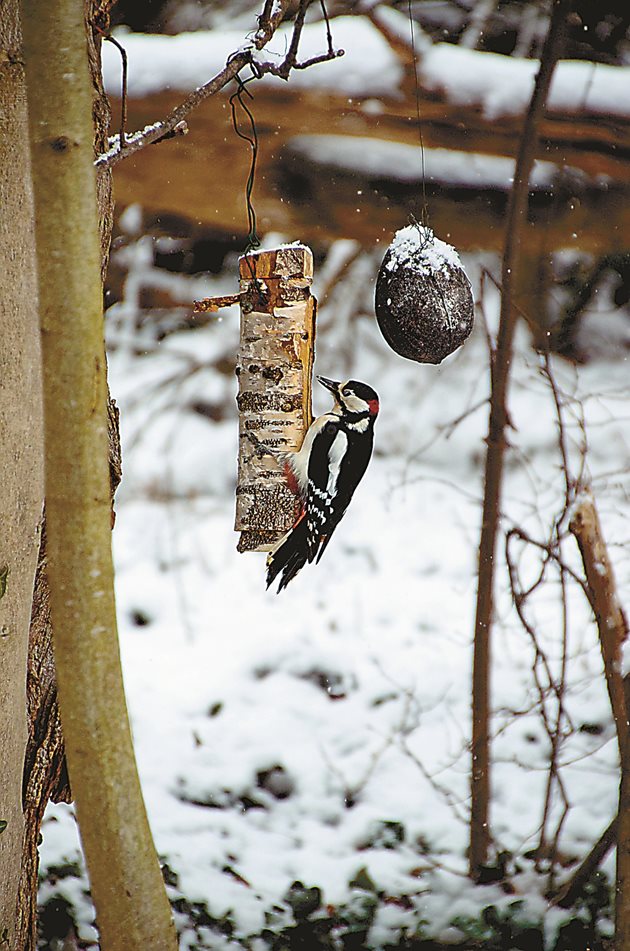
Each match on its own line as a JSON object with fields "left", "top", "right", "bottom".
{"left": 368, "top": 399, "right": 379, "bottom": 417}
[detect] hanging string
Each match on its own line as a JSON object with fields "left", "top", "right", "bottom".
{"left": 405, "top": 2, "right": 455, "bottom": 335}
{"left": 407, "top": 0, "right": 430, "bottom": 234}
{"left": 229, "top": 72, "right": 261, "bottom": 255}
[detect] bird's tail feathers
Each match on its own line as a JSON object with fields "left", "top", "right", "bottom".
{"left": 265, "top": 514, "right": 309, "bottom": 593}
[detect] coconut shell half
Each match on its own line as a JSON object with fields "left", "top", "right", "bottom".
{"left": 375, "top": 225, "right": 474, "bottom": 365}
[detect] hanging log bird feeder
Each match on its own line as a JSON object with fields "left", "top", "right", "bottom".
{"left": 195, "top": 244, "right": 316, "bottom": 553}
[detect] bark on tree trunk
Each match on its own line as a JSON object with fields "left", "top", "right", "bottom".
{"left": 21, "top": 0, "right": 177, "bottom": 947}
{"left": 616, "top": 714, "right": 630, "bottom": 951}
{"left": 0, "top": 5, "right": 45, "bottom": 948}
{"left": 569, "top": 494, "right": 629, "bottom": 756}
{"left": 16, "top": 2, "right": 122, "bottom": 948}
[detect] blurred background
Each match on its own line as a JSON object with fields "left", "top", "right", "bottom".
{"left": 103, "top": 0, "right": 630, "bottom": 363}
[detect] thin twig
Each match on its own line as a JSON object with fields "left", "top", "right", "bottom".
{"left": 553, "top": 816, "right": 617, "bottom": 908}
{"left": 96, "top": 2, "right": 342, "bottom": 170}
{"left": 506, "top": 533, "right": 574, "bottom": 731}
{"left": 254, "top": 0, "right": 294, "bottom": 49}
{"left": 279, "top": 0, "right": 311, "bottom": 76}
{"left": 319, "top": 0, "right": 334, "bottom": 56}
{"left": 508, "top": 525, "right": 593, "bottom": 602}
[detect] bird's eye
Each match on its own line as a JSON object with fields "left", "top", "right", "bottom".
{"left": 342, "top": 388, "right": 351, "bottom": 396}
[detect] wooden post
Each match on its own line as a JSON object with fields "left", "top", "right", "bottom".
{"left": 235, "top": 245, "right": 316, "bottom": 552}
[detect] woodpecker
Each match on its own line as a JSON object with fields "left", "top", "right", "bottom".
{"left": 266, "top": 376, "right": 379, "bottom": 592}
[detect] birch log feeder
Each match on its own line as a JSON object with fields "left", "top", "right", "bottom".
{"left": 195, "top": 244, "right": 316, "bottom": 553}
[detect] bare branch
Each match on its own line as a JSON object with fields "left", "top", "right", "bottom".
{"left": 96, "top": 1, "right": 343, "bottom": 170}
{"left": 469, "top": 0, "right": 573, "bottom": 878}
{"left": 278, "top": 0, "right": 310, "bottom": 75}
{"left": 254, "top": 0, "right": 294, "bottom": 49}
{"left": 569, "top": 493, "right": 629, "bottom": 759}
{"left": 97, "top": 51, "right": 250, "bottom": 169}
{"left": 553, "top": 816, "right": 617, "bottom": 908}
{"left": 193, "top": 292, "right": 243, "bottom": 313}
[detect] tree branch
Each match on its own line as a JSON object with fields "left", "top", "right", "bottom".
{"left": 469, "top": 0, "right": 573, "bottom": 879}
{"left": 96, "top": 1, "right": 343, "bottom": 170}
{"left": 96, "top": 51, "right": 250, "bottom": 169}
{"left": 569, "top": 492, "right": 629, "bottom": 756}
{"left": 254, "top": 0, "right": 294, "bottom": 49}
{"left": 553, "top": 816, "right": 617, "bottom": 908}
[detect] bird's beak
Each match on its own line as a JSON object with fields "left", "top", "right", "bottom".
{"left": 317, "top": 376, "right": 340, "bottom": 395}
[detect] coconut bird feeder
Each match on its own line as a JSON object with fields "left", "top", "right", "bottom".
{"left": 375, "top": 224, "right": 474, "bottom": 365}
{"left": 195, "top": 244, "right": 316, "bottom": 553}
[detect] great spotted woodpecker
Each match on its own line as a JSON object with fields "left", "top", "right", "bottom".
{"left": 266, "top": 376, "right": 379, "bottom": 592}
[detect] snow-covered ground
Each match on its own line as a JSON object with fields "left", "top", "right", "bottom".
{"left": 38, "top": 228, "right": 630, "bottom": 948}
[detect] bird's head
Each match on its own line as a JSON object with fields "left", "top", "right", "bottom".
{"left": 317, "top": 377, "right": 379, "bottom": 419}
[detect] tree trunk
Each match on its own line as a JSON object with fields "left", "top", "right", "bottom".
{"left": 0, "top": 4, "right": 45, "bottom": 948}
{"left": 617, "top": 728, "right": 630, "bottom": 950}
{"left": 16, "top": 2, "right": 119, "bottom": 947}
{"left": 21, "top": 0, "right": 177, "bottom": 947}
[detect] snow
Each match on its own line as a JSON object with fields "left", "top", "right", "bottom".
{"left": 385, "top": 224, "right": 462, "bottom": 276}
{"left": 245, "top": 240, "right": 309, "bottom": 257}
{"left": 94, "top": 122, "right": 164, "bottom": 167}
{"left": 100, "top": 12, "right": 630, "bottom": 128}
{"left": 420, "top": 44, "right": 630, "bottom": 121}
{"left": 37, "top": 232, "right": 630, "bottom": 947}
{"left": 286, "top": 135, "right": 607, "bottom": 191}
{"left": 102, "top": 17, "right": 403, "bottom": 99}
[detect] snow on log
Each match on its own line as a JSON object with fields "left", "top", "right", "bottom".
{"left": 375, "top": 224, "right": 474, "bottom": 364}
{"left": 235, "top": 245, "right": 316, "bottom": 553}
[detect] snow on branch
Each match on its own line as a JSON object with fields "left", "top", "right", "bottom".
{"left": 96, "top": 0, "right": 343, "bottom": 170}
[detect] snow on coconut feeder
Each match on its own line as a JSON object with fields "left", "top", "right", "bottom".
{"left": 375, "top": 224, "right": 474, "bottom": 364}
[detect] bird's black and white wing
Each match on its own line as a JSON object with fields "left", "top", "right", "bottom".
{"left": 305, "top": 420, "right": 373, "bottom": 563}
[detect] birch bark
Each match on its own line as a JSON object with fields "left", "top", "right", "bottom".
{"left": 236, "top": 246, "right": 316, "bottom": 552}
